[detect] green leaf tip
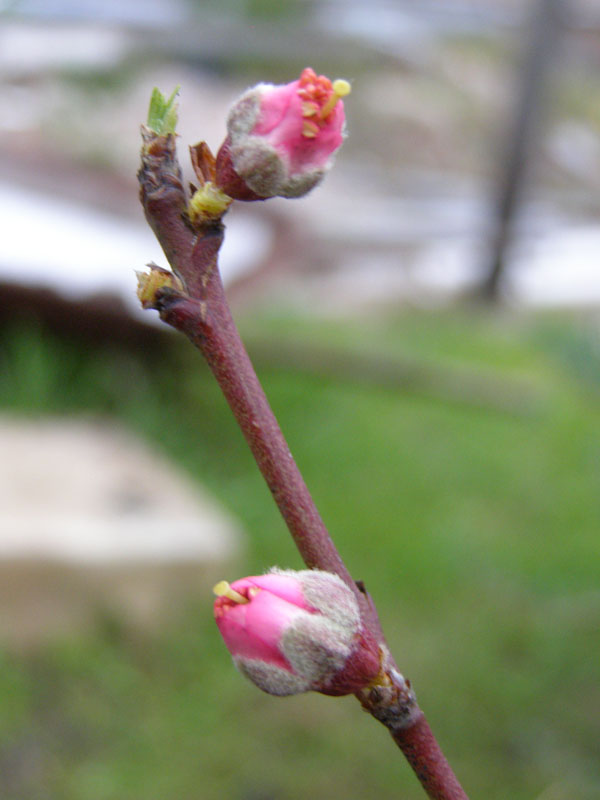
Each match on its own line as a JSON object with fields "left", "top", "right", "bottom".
{"left": 146, "top": 85, "right": 180, "bottom": 135}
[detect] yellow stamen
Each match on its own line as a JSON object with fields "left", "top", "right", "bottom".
{"left": 302, "top": 119, "right": 320, "bottom": 138}
{"left": 301, "top": 101, "right": 319, "bottom": 118}
{"left": 319, "top": 79, "right": 351, "bottom": 120}
{"left": 213, "top": 581, "right": 249, "bottom": 604}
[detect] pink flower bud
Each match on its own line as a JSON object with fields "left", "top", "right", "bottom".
{"left": 215, "top": 68, "right": 351, "bottom": 201}
{"left": 213, "top": 568, "right": 381, "bottom": 697}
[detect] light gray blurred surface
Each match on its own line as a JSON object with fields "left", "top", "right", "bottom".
{"left": 0, "top": 416, "right": 244, "bottom": 642}
{"left": 1, "top": 6, "right": 599, "bottom": 311}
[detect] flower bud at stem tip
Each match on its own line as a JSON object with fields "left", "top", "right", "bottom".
{"left": 213, "top": 581, "right": 249, "bottom": 604}
{"left": 216, "top": 67, "right": 349, "bottom": 200}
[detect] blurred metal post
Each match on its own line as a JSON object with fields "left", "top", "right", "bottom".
{"left": 480, "top": 0, "right": 566, "bottom": 301}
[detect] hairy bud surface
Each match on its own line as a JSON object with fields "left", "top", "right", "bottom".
{"left": 215, "top": 68, "right": 350, "bottom": 201}
{"left": 214, "top": 568, "right": 380, "bottom": 696}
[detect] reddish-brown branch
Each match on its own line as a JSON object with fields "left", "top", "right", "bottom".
{"left": 159, "top": 279, "right": 354, "bottom": 584}
{"left": 393, "top": 715, "right": 468, "bottom": 800}
{"left": 139, "top": 128, "right": 359, "bottom": 601}
{"left": 138, "top": 127, "right": 469, "bottom": 800}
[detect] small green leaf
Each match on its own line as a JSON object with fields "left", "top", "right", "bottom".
{"left": 146, "top": 86, "right": 180, "bottom": 135}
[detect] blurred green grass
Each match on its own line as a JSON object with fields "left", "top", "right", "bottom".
{"left": 1, "top": 309, "right": 599, "bottom": 800}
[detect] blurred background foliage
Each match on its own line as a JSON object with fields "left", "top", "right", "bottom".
{"left": 2, "top": 310, "right": 599, "bottom": 799}
{"left": 1, "top": 1, "right": 600, "bottom": 799}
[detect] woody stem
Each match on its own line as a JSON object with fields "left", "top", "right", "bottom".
{"left": 138, "top": 127, "right": 469, "bottom": 800}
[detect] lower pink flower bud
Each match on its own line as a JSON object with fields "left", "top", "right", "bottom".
{"left": 215, "top": 68, "right": 350, "bottom": 201}
{"left": 213, "top": 568, "right": 381, "bottom": 697}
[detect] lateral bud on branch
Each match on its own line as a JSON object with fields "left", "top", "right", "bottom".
{"left": 136, "top": 265, "right": 185, "bottom": 309}
{"left": 214, "top": 568, "right": 381, "bottom": 697}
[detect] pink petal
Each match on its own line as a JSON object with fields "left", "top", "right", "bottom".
{"left": 252, "top": 81, "right": 299, "bottom": 136}
{"left": 215, "top": 590, "right": 305, "bottom": 670}
{"left": 232, "top": 573, "right": 309, "bottom": 608}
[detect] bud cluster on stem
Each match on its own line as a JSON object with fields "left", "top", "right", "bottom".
{"left": 138, "top": 75, "right": 470, "bottom": 800}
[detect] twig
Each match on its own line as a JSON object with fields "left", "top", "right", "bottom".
{"left": 138, "top": 126, "right": 469, "bottom": 800}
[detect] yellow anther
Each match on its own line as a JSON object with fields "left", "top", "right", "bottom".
{"left": 213, "top": 581, "right": 249, "bottom": 604}
{"left": 301, "top": 101, "right": 319, "bottom": 117}
{"left": 319, "top": 79, "right": 351, "bottom": 120}
{"left": 302, "top": 119, "right": 320, "bottom": 138}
